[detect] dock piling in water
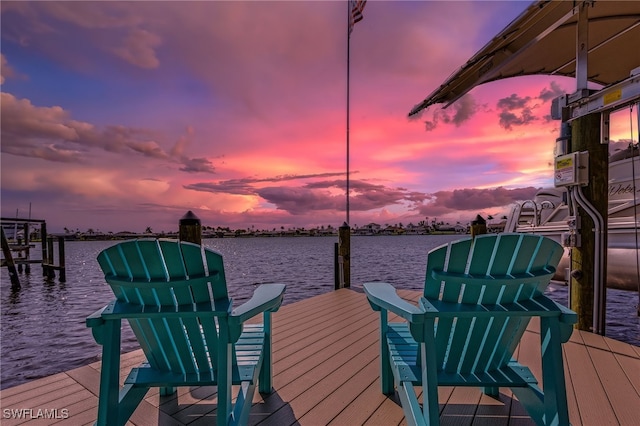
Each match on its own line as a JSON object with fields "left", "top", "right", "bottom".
{"left": 179, "top": 210, "right": 202, "bottom": 245}
{"left": 1, "top": 218, "right": 66, "bottom": 285}
{"left": 1, "top": 227, "right": 21, "bottom": 290}
{"left": 337, "top": 223, "right": 350, "bottom": 288}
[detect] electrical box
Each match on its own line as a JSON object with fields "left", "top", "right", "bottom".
{"left": 561, "top": 232, "right": 581, "bottom": 248}
{"left": 554, "top": 151, "right": 589, "bottom": 187}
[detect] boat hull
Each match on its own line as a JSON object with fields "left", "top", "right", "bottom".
{"left": 505, "top": 151, "right": 639, "bottom": 291}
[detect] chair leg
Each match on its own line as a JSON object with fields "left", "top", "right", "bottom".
{"left": 397, "top": 381, "right": 428, "bottom": 426}
{"left": 118, "top": 384, "right": 150, "bottom": 424}
{"left": 380, "top": 311, "right": 394, "bottom": 395}
{"left": 259, "top": 314, "right": 272, "bottom": 394}
{"left": 421, "top": 327, "right": 440, "bottom": 426}
{"left": 231, "top": 381, "right": 258, "bottom": 426}
{"left": 159, "top": 386, "right": 175, "bottom": 396}
{"left": 218, "top": 324, "right": 233, "bottom": 425}
{"left": 483, "top": 386, "right": 499, "bottom": 397}
{"left": 540, "top": 317, "right": 570, "bottom": 426}
{"left": 96, "top": 319, "right": 122, "bottom": 426}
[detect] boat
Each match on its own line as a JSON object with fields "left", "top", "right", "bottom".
{"left": 504, "top": 145, "right": 639, "bottom": 291}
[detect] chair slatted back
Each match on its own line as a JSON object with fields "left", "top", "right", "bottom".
{"left": 423, "top": 233, "right": 563, "bottom": 375}
{"left": 97, "top": 239, "right": 229, "bottom": 375}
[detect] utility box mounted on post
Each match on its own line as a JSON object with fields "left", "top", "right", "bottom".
{"left": 554, "top": 151, "right": 589, "bottom": 187}
{"left": 179, "top": 211, "right": 202, "bottom": 245}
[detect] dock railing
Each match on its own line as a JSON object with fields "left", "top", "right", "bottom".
{"left": 0, "top": 218, "right": 66, "bottom": 289}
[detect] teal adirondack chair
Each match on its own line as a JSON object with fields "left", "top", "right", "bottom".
{"left": 86, "top": 239, "right": 286, "bottom": 426}
{"left": 364, "top": 233, "right": 576, "bottom": 426}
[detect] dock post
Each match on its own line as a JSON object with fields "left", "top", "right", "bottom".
{"left": 570, "top": 113, "right": 608, "bottom": 334}
{"left": 1, "top": 227, "right": 20, "bottom": 290}
{"left": 337, "top": 223, "right": 350, "bottom": 288}
{"left": 41, "top": 222, "right": 50, "bottom": 278}
{"left": 334, "top": 242, "right": 341, "bottom": 290}
{"left": 46, "top": 236, "right": 56, "bottom": 280}
{"left": 471, "top": 215, "right": 487, "bottom": 238}
{"left": 23, "top": 223, "right": 31, "bottom": 274}
{"left": 179, "top": 211, "right": 202, "bottom": 245}
{"left": 16, "top": 237, "right": 23, "bottom": 273}
{"left": 57, "top": 236, "right": 66, "bottom": 282}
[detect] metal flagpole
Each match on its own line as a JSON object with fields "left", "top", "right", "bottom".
{"left": 346, "top": 0, "right": 351, "bottom": 225}
{"left": 338, "top": 0, "right": 364, "bottom": 290}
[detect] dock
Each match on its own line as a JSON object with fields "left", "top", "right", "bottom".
{"left": 1, "top": 289, "right": 639, "bottom": 425}
{"left": 1, "top": 217, "right": 66, "bottom": 289}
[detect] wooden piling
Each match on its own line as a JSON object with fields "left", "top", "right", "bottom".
{"left": 16, "top": 237, "right": 23, "bottom": 273}
{"left": 179, "top": 211, "right": 202, "bottom": 245}
{"left": 57, "top": 236, "right": 66, "bottom": 282}
{"left": 337, "top": 223, "right": 350, "bottom": 288}
{"left": 334, "top": 242, "right": 340, "bottom": 290}
{"left": 570, "top": 113, "right": 608, "bottom": 333}
{"left": 1, "top": 218, "right": 65, "bottom": 285}
{"left": 1, "top": 227, "right": 20, "bottom": 290}
{"left": 46, "top": 236, "right": 56, "bottom": 280}
{"left": 41, "top": 222, "right": 50, "bottom": 278}
{"left": 23, "top": 223, "right": 30, "bottom": 274}
{"left": 470, "top": 214, "right": 487, "bottom": 238}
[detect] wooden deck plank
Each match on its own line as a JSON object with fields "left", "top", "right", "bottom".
{"left": 295, "top": 341, "right": 380, "bottom": 424}
{"left": 563, "top": 338, "right": 618, "bottom": 425}
{"left": 585, "top": 345, "right": 640, "bottom": 425}
{"left": 616, "top": 352, "right": 640, "bottom": 394}
{"left": 0, "top": 372, "right": 70, "bottom": 400}
{"left": 1, "top": 289, "right": 638, "bottom": 426}
{"left": 560, "top": 346, "right": 582, "bottom": 425}
{"left": 316, "top": 360, "right": 384, "bottom": 423}
{"left": 326, "top": 379, "right": 388, "bottom": 426}
{"left": 441, "top": 386, "right": 486, "bottom": 426}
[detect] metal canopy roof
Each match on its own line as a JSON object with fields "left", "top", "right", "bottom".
{"left": 409, "top": 0, "right": 640, "bottom": 117}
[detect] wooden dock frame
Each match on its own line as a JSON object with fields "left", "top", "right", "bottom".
{"left": 0, "top": 289, "right": 638, "bottom": 425}
{"left": 0, "top": 217, "right": 66, "bottom": 289}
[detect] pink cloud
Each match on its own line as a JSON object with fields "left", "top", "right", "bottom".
{"left": 111, "top": 28, "right": 161, "bottom": 69}
{"left": 0, "top": 92, "right": 214, "bottom": 173}
{"left": 1, "top": 2, "right": 592, "bottom": 233}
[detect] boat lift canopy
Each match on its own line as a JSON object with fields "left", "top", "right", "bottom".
{"left": 409, "top": 0, "right": 640, "bottom": 117}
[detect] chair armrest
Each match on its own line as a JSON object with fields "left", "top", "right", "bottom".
{"left": 231, "top": 283, "right": 286, "bottom": 323}
{"left": 555, "top": 300, "right": 578, "bottom": 325}
{"left": 363, "top": 282, "right": 424, "bottom": 323}
{"left": 86, "top": 304, "right": 111, "bottom": 328}
{"left": 542, "top": 297, "right": 577, "bottom": 342}
{"left": 95, "top": 299, "right": 233, "bottom": 320}
{"left": 86, "top": 302, "right": 120, "bottom": 345}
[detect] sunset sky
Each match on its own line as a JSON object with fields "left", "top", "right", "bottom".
{"left": 0, "top": 1, "right": 633, "bottom": 234}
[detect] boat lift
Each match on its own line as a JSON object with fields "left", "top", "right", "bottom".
{"left": 408, "top": 0, "right": 640, "bottom": 333}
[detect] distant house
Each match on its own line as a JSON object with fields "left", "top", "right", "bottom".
{"left": 404, "top": 223, "right": 430, "bottom": 235}
{"left": 355, "top": 223, "right": 382, "bottom": 235}
{"left": 436, "top": 223, "right": 468, "bottom": 234}
{"left": 382, "top": 225, "right": 405, "bottom": 235}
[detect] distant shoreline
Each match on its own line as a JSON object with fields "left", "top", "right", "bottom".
{"left": 44, "top": 230, "right": 467, "bottom": 241}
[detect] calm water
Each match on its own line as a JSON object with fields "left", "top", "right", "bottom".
{"left": 1, "top": 235, "right": 638, "bottom": 390}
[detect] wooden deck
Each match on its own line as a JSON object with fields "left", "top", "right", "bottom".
{"left": 1, "top": 289, "right": 639, "bottom": 425}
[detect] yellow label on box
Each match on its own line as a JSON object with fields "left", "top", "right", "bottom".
{"left": 556, "top": 157, "right": 573, "bottom": 168}
{"left": 603, "top": 89, "right": 622, "bottom": 105}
